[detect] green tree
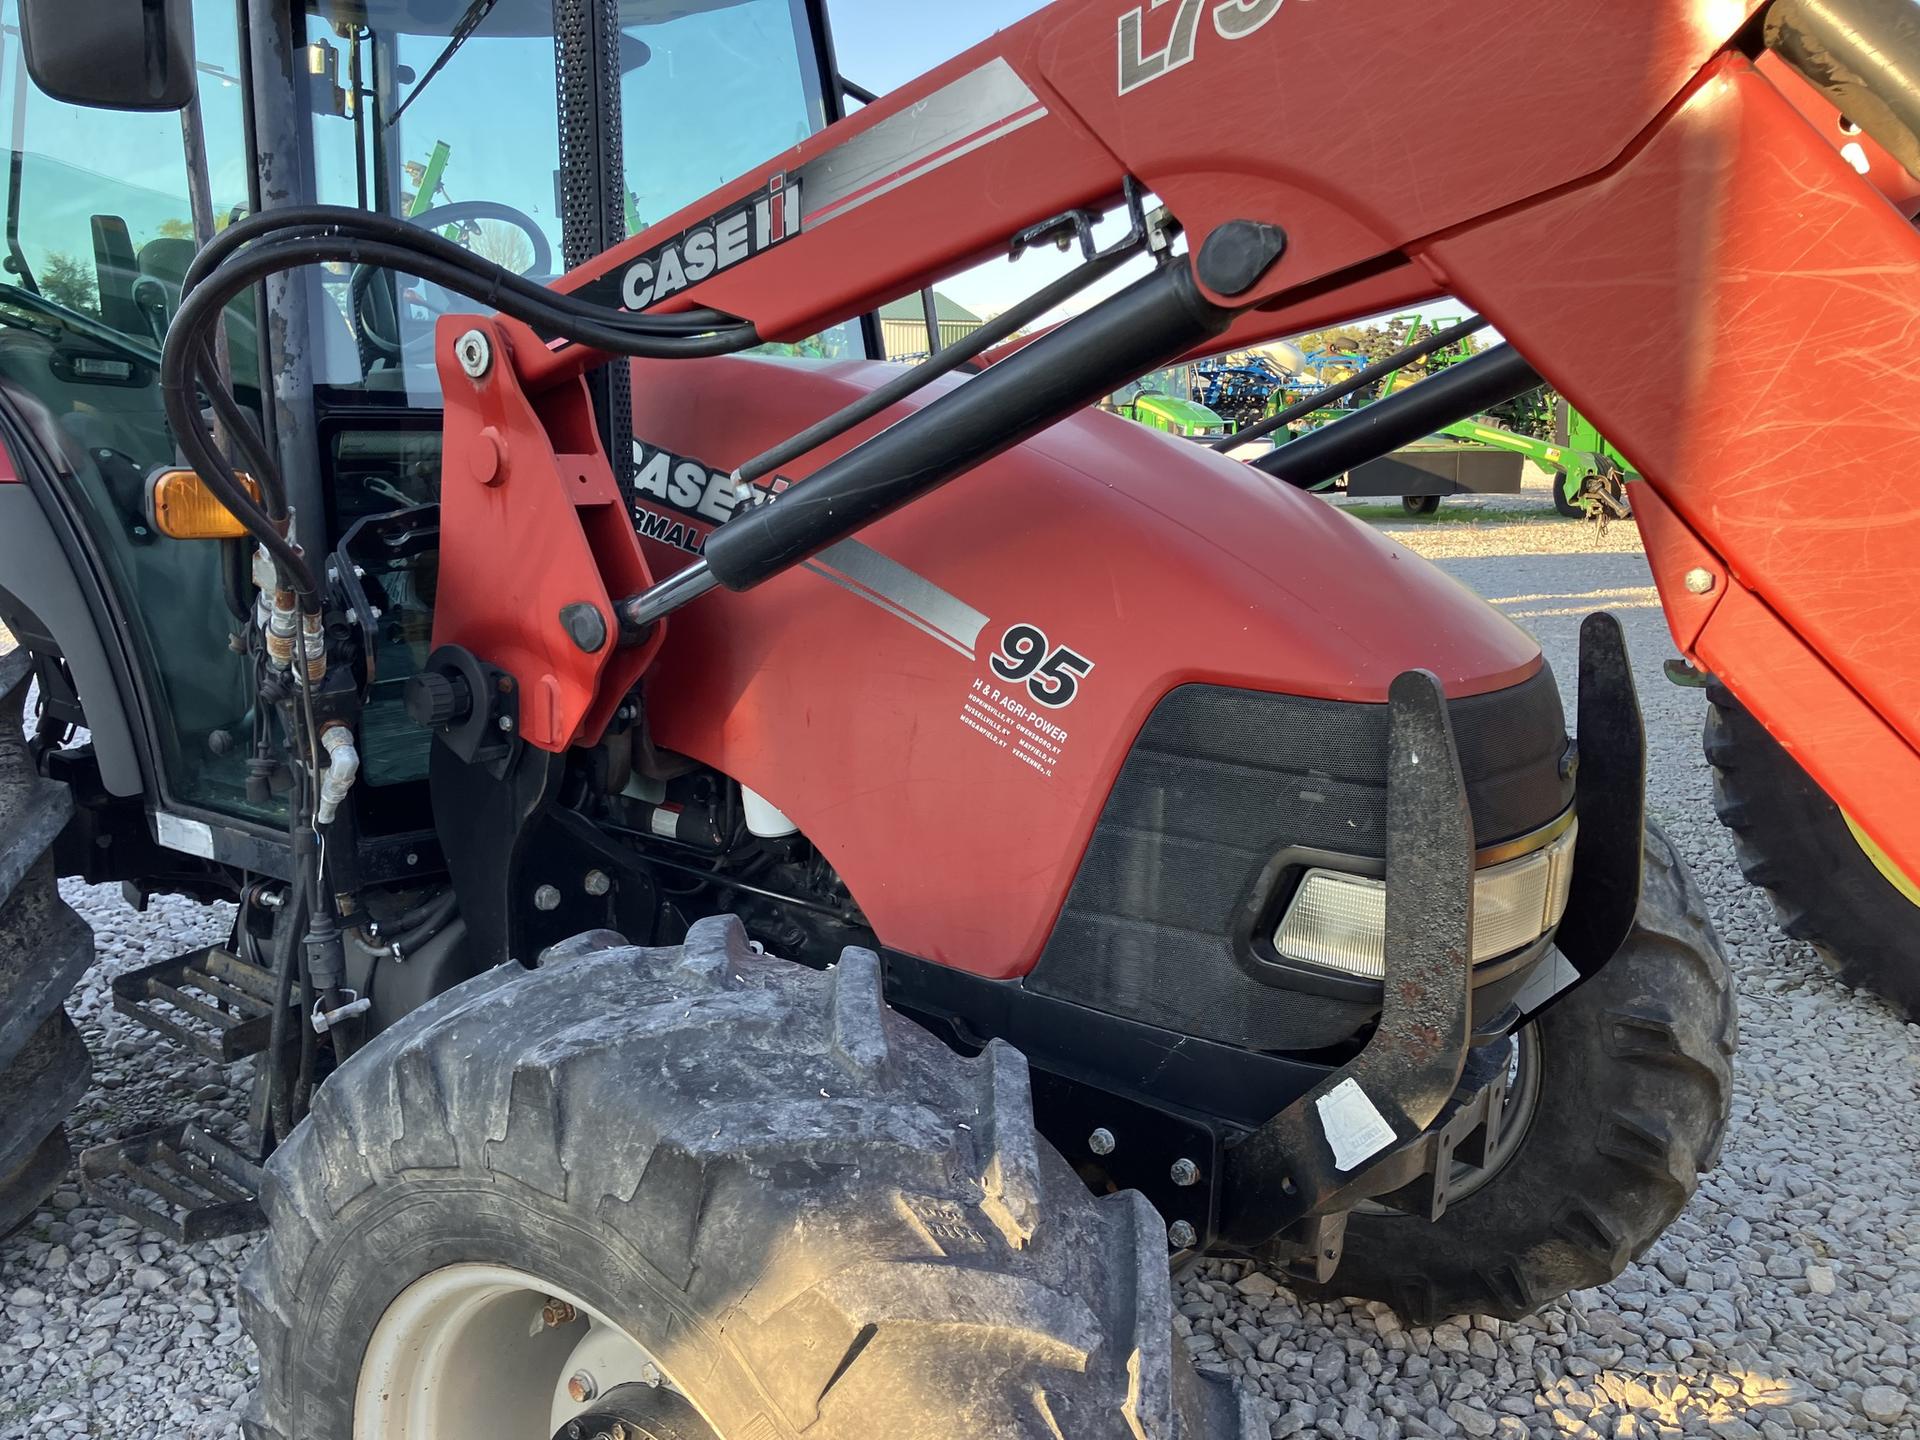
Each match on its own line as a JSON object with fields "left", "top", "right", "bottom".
{"left": 36, "top": 253, "right": 98, "bottom": 315}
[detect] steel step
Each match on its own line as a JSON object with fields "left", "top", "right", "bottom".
{"left": 111, "top": 945, "right": 292, "bottom": 1062}
{"left": 78, "top": 1123, "right": 264, "bottom": 1243}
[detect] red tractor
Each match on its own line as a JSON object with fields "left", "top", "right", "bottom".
{"left": 0, "top": 0, "right": 1909, "bottom": 1433}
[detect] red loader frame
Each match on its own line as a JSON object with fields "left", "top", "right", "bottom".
{"left": 428, "top": 0, "right": 1920, "bottom": 888}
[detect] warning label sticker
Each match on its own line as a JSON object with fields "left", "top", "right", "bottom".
{"left": 1316, "top": 1078, "right": 1399, "bottom": 1172}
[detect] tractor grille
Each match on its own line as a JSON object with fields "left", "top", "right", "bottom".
{"left": 1024, "top": 665, "right": 1573, "bottom": 1053}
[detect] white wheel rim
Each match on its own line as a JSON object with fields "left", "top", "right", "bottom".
{"left": 355, "top": 1263, "right": 688, "bottom": 1439}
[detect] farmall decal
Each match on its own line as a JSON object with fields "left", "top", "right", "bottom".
{"left": 573, "top": 174, "right": 801, "bottom": 315}
{"left": 629, "top": 443, "right": 787, "bottom": 555}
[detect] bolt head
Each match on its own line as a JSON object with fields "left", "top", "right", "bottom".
{"left": 567, "top": 1370, "right": 598, "bottom": 1404}
{"left": 1087, "top": 1127, "right": 1116, "bottom": 1157}
{"left": 498, "top": 715, "right": 515, "bottom": 732}
{"left": 455, "top": 328, "right": 492, "bottom": 378}
{"left": 1168, "top": 1219, "right": 1198, "bottom": 1249}
{"left": 560, "top": 602, "right": 609, "bottom": 654}
{"left": 1170, "top": 1157, "right": 1201, "bottom": 1187}
{"left": 1684, "top": 567, "right": 1717, "bottom": 595}
{"left": 534, "top": 884, "right": 562, "bottom": 912}
{"left": 584, "top": 869, "right": 612, "bottom": 897}
{"left": 541, "top": 1298, "right": 577, "bottom": 1328}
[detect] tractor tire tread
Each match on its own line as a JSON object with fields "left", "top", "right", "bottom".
{"left": 1703, "top": 680, "right": 1920, "bottom": 1019}
{"left": 242, "top": 916, "right": 1257, "bottom": 1439}
{"left": 1283, "top": 822, "right": 1733, "bottom": 1324}
{"left": 0, "top": 653, "right": 91, "bottom": 1239}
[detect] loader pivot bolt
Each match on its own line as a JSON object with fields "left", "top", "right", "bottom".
{"left": 567, "top": 1371, "right": 599, "bottom": 1404}
{"left": 454, "top": 328, "right": 492, "bottom": 378}
{"left": 560, "top": 602, "right": 609, "bottom": 654}
{"left": 1167, "top": 1220, "right": 1198, "bottom": 1249}
{"left": 1684, "top": 567, "right": 1717, "bottom": 595}
{"left": 1170, "top": 1158, "right": 1201, "bottom": 1187}
{"left": 1088, "top": 1127, "right": 1116, "bottom": 1156}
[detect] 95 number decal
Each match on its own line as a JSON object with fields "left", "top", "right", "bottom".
{"left": 990, "top": 624, "right": 1094, "bottom": 708}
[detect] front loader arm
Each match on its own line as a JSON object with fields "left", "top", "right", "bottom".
{"left": 441, "top": 0, "right": 1920, "bottom": 887}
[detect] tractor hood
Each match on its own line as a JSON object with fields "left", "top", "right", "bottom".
{"left": 626, "top": 354, "right": 1545, "bottom": 978}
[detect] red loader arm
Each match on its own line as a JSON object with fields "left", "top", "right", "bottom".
{"left": 435, "top": 0, "right": 1920, "bottom": 887}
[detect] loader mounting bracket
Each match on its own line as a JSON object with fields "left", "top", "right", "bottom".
{"left": 1555, "top": 611, "right": 1645, "bottom": 974}
{"left": 1215, "top": 668, "right": 1476, "bottom": 1248}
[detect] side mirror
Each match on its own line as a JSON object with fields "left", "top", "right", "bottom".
{"left": 19, "top": 0, "right": 198, "bottom": 112}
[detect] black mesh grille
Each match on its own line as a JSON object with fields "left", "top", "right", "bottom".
{"left": 1026, "top": 666, "right": 1573, "bottom": 1051}
{"left": 554, "top": 0, "right": 633, "bottom": 495}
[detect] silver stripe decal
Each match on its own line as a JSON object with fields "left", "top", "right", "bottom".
{"left": 797, "top": 57, "right": 1045, "bottom": 226}
{"left": 805, "top": 538, "right": 989, "bottom": 657}
{"left": 804, "top": 109, "right": 1049, "bottom": 230}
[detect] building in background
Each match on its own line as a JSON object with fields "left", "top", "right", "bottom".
{"left": 879, "top": 290, "right": 985, "bottom": 359}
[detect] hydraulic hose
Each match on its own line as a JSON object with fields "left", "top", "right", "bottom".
{"left": 163, "top": 225, "right": 762, "bottom": 599}
{"left": 264, "top": 869, "right": 310, "bottom": 1143}
{"left": 383, "top": 888, "right": 459, "bottom": 956}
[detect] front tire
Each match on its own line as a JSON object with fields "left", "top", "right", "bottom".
{"left": 1401, "top": 494, "right": 1441, "bottom": 516}
{"left": 0, "top": 650, "right": 92, "bottom": 1239}
{"left": 242, "top": 917, "right": 1255, "bottom": 1439}
{"left": 1285, "top": 822, "right": 1735, "bottom": 1324}
{"left": 1704, "top": 680, "right": 1920, "bottom": 1019}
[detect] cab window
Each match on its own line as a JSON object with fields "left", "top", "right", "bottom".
{"left": 0, "top": 0, "right": 264, "bottom": 818}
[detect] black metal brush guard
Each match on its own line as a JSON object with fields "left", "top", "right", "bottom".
{"left": 1212, "top": 614, "right": 1644, "bottom": 1253}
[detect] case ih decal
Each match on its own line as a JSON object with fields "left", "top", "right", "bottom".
{"left": 630, "top": 441, "right": 988, "bottom": 659}
{"left": 571, "top": 173, "right": 802, "bottom": 316}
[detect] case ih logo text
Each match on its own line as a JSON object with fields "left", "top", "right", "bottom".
{"left": 1118, "top": 0, "right": 1286, "bottom": 94}
{"left": 574, "top": 174, "right": 802, "bottom": 315}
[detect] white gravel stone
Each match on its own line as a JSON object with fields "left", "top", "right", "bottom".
{"left": 1859, "top": 1387, "right": 1907, "bottom": 1426}
{"left": 4, "top": 497, "right": 1918, "bottom": 1440}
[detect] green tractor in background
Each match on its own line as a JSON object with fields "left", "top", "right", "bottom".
{"left": 1106, "top": 362, "right": 1233, "bottom": 439}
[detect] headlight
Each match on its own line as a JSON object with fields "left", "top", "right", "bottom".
{"left": 1272, "top": 820, "right": 1578, "bottom": 980}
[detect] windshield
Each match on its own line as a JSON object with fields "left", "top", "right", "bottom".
{"left": 305, "top": 0, "right": 854, "bottom": 398}
{"left": 1113, "top": 364, "right": 1196, "bottom": 407}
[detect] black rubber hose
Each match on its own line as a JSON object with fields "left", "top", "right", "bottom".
{"left": 179, "top": 205, "right": 743, "bottom": 338}
{"left": 164, "top": 233, "right": 761, "bottom": 597}
{"left": 384, "top": 889, "right": 459, "bottom": 955}
{"left": 264, "top": 870, "right": 310, "bottom": 1143}
{"left": 1206, "top": 313, "right": 1489, "bottom": 451}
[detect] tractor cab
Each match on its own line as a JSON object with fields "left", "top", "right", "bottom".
{"left": 1106, "top": 361, "right": 1229, "bottom": 438}
{"left": 0, "top": 0, "right": 855, "bottom": 845}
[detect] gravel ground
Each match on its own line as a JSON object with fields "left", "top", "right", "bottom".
{"left": 4, "top": 482, "right": 1918, "bottom": 1439}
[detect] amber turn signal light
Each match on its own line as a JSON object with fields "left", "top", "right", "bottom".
{"left": 147, "top": 469, "right": 261, "bottom": 540}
